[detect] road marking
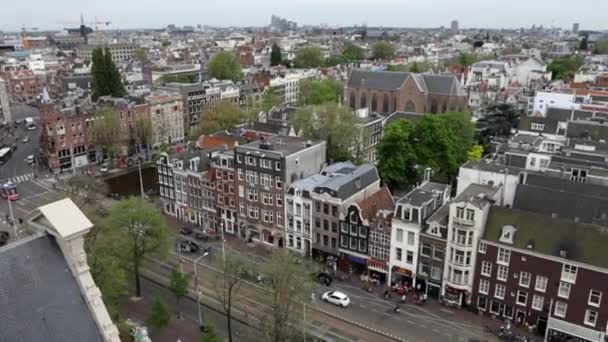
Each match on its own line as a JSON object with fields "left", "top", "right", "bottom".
{"left": 419, "top": 324, "right": 427, "bottom": 329}
{"left": 406, "top": 320, "right": 414, "bottom": 324}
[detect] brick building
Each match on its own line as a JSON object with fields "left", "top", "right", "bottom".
{"left": 345, "top": 70, "right": 468, "bottom": 114}
{"left": 4, "top": 69, "right": 45, "bottom": 104}
{"left": 472, "top": 206, "right": 608, "bottom": 341}
{"left": 96, "top": 96, "right": 150, "bottom": 155}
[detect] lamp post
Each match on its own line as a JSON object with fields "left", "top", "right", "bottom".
{"left": 194, "top": 251, "right": 209, "bottom": 331}
{"left": 138, "top": 159, "right": 144, "bottom": 198}
{"left": 220, "top": 221, "right": 226, "bottom": 263}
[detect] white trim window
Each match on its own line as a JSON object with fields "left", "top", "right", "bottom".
{"left": 531, "top": 295, "right": 544, "bottom": 311}
{"left": 516, "top": 290, "right": 528, "bottom": 306}
{"left": 478, "top": 241, "right": 487, "bottom": 254}
{"left": 535, "top": 275, "right": 548, "bottom": 292}
{"left": 497, "top": 248, "right": 511, "bottom": 265}
{"left": 519, "top": 272, "right": 531, "bottom": 288}
{"left": 558, "top": 281, "right": 571, "bottom": 299}
{"left": 481, "top": 261, "right": 492, "bottom": 277}
{"left": 561, "top": 264, "right": 577, "bottom": 283}
{"left": 497, "top": 265, "right": 508, "bottom": 282}
{"left": 479, "top": 279, "right": 490, "bottom": 295}
{"left": 494, "top": 284, "right": 506, "bottom": 300}
{"left": 554, "top": 301, "right": 567, "bottom": 318}
{"left": 584, "top": 310, "right": 598, "bottom": 327}
{"left": 588, "top": 290, "right": 602, "bottom": 307}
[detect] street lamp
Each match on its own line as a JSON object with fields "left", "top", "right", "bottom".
{"left": 194, "top": 251, "right": 209, "bottom": 331}
{"left": 137, "top": 159, "right": 144, "bottom": 198}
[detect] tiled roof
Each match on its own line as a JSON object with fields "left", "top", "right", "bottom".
{"left": 357, "top": 187, "right": 395, "bottom": 222}
{"left": 196, "top": 134, "right": 240, "bottom": 150}
{"left": 347, "top": 70, "right": 466, "bottom": 96}
{"left": 0, "top": 234, "right": 104, "bottom": 342}
{"left": 484, "top": 206, "right": 608, "bottom": 269}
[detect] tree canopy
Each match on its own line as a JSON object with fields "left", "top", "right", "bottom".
{"left": 148, "top": 297, "right": 171, "bottom": 330}
{"left": 90, "top": 108, "right": 124, "bottom": 167}
{"left": 192, "top": 101, "right": 248, "bottom": 138}
{"left": 377, "top": 112, "right": 475, "bottom": 190}
{"left": 161, "top": 74, "right": 197, "bottom": 83}
{"left": 91, "top": 47, "right": 126, "bottom": 100}
{"left": 579, "top": 35, "right": 589, "bottom": 51}
{"left": 593, "top": 40, "right": 608, "bottom": 55}
{"left": 372, "top": 42, "right": 396, "bottom": 60}
{"left": 342, "top": 42, "right": 365, "bottom": 61}
{"left": 547, "top": 56, "right": 584, "bottom": 80}
{"left": 293, "top": 47, "right": 324, "bottom": 68}
{"left": 299, "top": 80, "right": 343, "bottom": 106}
{"left": 476, "top": 103, "right": 521, "bottom": 151}
{"left": 208, "top": 51, "right": 243, "bottom": 82}
{"left": 292, "top": 104, "right": 360, "bottom": 163}
{"left": 261, "top": 88, "right": 281, "bottom": 112}
{"left": 324, "top": 55, "right": 345, "bottom": 67}
{"left": 109, "top": 197, "right": 172, "bottom": 297}
{"left": 270, "top": 43, "right": 282, "bottom": 66}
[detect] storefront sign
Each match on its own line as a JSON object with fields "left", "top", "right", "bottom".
{"left": 348, "top": 255, "right": 367, "bottom": 265}
{"left": 391, "top": 266, "right": 412, "bottom": 276}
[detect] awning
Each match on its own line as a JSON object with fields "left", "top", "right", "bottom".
{"left": 348, "top": 255, "right": 367, "bottom": 265}
{"left": 367, "top": 258, "right": 388, "bottom": 272}
{"left": 391, "top": 266, "right": 412, "bottom": 277}
{"left": 548, "top": 316, "right": 604, "bottom": 342}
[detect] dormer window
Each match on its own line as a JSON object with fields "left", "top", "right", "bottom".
{"left": 403, "top": 208, "right": 410, "bottom": 221}
{"left": 499, "top": 225, "right": 517, "bottom": 245}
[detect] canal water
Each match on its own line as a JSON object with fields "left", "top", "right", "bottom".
{"left": 104, "top": 166, "right": 158, "bottom": 197}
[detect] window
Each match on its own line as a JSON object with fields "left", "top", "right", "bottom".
{"left": 465, "top": 209, "right": 475, "bottom": 221}
{"left": 331, "top": 221, "right": 338, "bottom": 233}
{"left": 584, "top": 310, "right": 598, "bottom": 327}
{"left": 561, "top": 264, "right": 577, "bottom": 283}
{"left": 532, "top": 295, "right": 544, "bottom": 311}
{"left": 477, "top": 296, "right": 488, "bottom": 311}
{"left": 535, "top": 275, "right": 548, "bottom": 292}
{"left": 497, "top": 248, "right": 511, "bottom": 265}
{"left": 433, "top": 248, "right": 444, "bottom": 260}
{"left": 497, "top": 265, "right": 508, "bottom": 281}
{"left": 478, "top": 241, "right": 487, "bottom": 254}
{"left": 407, "top": 231, "right": 415, "bottom": 246}
{"left": 571, "top": 168, "right": 587, "bottom": 183}
{"left": 481, "top": 261, "right": 492, "bottom": 277}
{"left": 431, "top": 266, "right": 441, "bottom": 280}
{"left": 495, "top": 284, "right": 506, "bottom": 299}
{"left": 519, "top": 272, "right": 531, "bottom": 288}
{"left": 516, "top": 291, "right": 528, "bottom": 306}
{"left": 276, "top": 194, "right": 283, "bottom": 206}
{"left": 340, "top": 235, "right": 348, "bottom": 248}
{"left": 554, "top": 301, "right": 567, "bottom": 318}
{"left": 558, "top": 282, "right": 571, "bottom": 299}
{"left": 456, "top": 207, "right": 464, "bottom": 219}
{"left": 588, "top": 290, "right": 602, "bottom": 307}
{"left": 276, "top": 177, "right": 282, "bottom": 189}
{"left": 421, "top": 243, "right": 431, "bottom": 257}
{"left": 396, "top": 229, "right": 404, "bottom": 242}
{"left": 419, "top": 262, "right": 430, "bottom": 276}
{"left": 406, "top": 251, "right": 413, "bottom": 264}
{"left": 479, "top": 279, "right": 490, "bottom": 295}
{"left": 395, "top": 248, "right": 402, "bottom": 261}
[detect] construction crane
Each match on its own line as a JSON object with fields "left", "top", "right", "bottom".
{"left": 61, "top": 14, "right": 111, "bottom": 44}
{"left": 90, "top": 16, "right": 111, "bottom": 44}
{"left": 21, "top": 25, "right": 39, "bottom": 49}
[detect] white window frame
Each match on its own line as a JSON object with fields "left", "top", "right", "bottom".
{"left": 561, "top": 264, "right": 577, "bottom": 283}
{"left": 497, "top": 265, "right": 508, "bottom": 282}
{"left": 535, "top": 275, "right": 548, "bottom": 292}
{"left": 516, "top": 290, "right": 528, "bottom": 306}
{"left": 588, "top": 290, "right": 602, "bottom": 307}
{"left": 497, "top": 248, "right": 511, "bottom": 265}
{"left": 531, "top": 294, "right": 544, "bottom": 311}
{"left": 554, "top": 301, "right": 567, "bottom": 318}
{"left": 494, "top": 284, "right": 506, "bottom": 300}
{"left": 584, "top": 309, "right": 598, "bottom": 327}
{"left": 478, "top": 241, "right": 487, "bottom": 254}
{"left": 558, "top": 281, "right": 571, "bottom": 299}
{"left": 479, "top": 279, "right": 490, "bottom": 295}
{"left": 481, "top": 261, "right": 492, "bottom": 277}
{"left": 519, "top": 272, "right": 531, "bottom": 288}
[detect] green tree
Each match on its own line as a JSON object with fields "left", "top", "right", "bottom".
{"left": 169, "top": 267, "right": 191, "bottom": 319}
{"left": 258, "top": 249, "right": 316, "bottom": 342}
{"left": 192, "top": 101, "right": 247, "bottom": 138}
{"left": 293, "top": 47, "right": 324, "bottom": 68}
{"left": 593, "top": 40, "right": 608, "bottom": 54}
{"left": 91, "top": 48, "right": 126, "bottom": 100}
{"left": 90, "top": 108, "right": 124, "bottom": 168}
{"left": 270, "top": 43, "right": 282, "bottom": 66}
{"left": 212, "top": 253, "right": 250, "bottom": 342}
{"left": 372, "top": 42, "right": 395, "bottom": 60}
{"left": 161, "top": 74, "right": 197, "bottom": 83}
{"left": 110, "top": 197, "right": 172, "bottom": 297}
{"left": 148, "top": 297, "right": 171, "bottom": 330}
{"left": 476, "top": 103, "right": 521, "bottom": 150}
{"left": 342, "top": 42, "right": 365, "bottom": 61}
{"left": 410, "top": 115, "right": 459, "bottom": 183}
{"left": 299, "top": 80, "right": 343, "bottom": 106}
{"left": 385, "top": 64, "right": 408, "bottom": 72}
{"left": 161, "top": 40, "right": 171, "bottom": 47}
{"left": 547, "top": 56, "right": 584, "bottom": 80}
{"left": 458, "top": 52, "right": 478, "bottom": 67}
{"left": 468, "top": 144, "right": 484, "bottom": 162}
{"left": 262, "top": 88, "right": 281, "bottom": 111}
{"left": 324, "top": 55, "right": 345, "bottom": 67}
{"left": 134, "top": 115, "right": 153, "bottom": 160}
{"left": 438, "top": 112, "right": 475, "bottom": 166}
{"left": 293, "top": 104, "right": 360, "bottom": 163}
{"left": 201, "top": 320, "right": 222, "bottom": 342}
{"left": 208, "top": 51, "right": 243, "bottom": 82}
{"left": 579, "top": 35, "right": 589, "bottom": 51}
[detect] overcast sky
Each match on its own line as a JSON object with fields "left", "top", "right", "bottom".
{"left": 2, "top": 0, "right": 607, "bottom": 32}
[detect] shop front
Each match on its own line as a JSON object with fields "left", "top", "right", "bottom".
{"left": 546, "top": 316, "right": 605, "bottom": 342}
{"left": 338, "top": 253, "right": 368, "bottom": 274}
{"left": 366, "top": 258, "right": 388, "bottom": 284}
{"left": 390, "top": 266, "right": 413, "bottom": 287}
{"left": 443, "top": 285, "right": 466, "bottom": 307}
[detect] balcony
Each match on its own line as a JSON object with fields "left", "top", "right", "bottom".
{"left": 453, "top": 216, "right": 474, "bottom": 227}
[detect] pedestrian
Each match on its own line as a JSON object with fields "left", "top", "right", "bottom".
{"left": 311, "top": 292, "right": 316, "bottom": 304}
{"left": 401, "top": 294, "right": 407, "bottom": 303}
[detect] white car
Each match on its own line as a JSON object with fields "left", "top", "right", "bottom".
{"left": 322, "top": 290, "right": 350, "bottom": 307}
{"left": 100, "top": 163, "right": 109, "bottom": 173}
{"left": 25, "top": 155, "right": 34, "bottom": 164}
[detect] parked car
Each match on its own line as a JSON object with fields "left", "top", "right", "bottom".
{"left": 22, "top": 136, "right": 29, "bottom": 143}
{"left": 100, "top": 163, "right": 109, "bottom": 173}
{"left": 322, "top": 290, "right": 350, "bottom": 307}
{"left": 25, "top": 155, "right": 34, "bottom": 164}
{"left": 180, "top": 227, "right": 193, "bottom": 236}
{"left": 177, "top": 240, "right": 200, "bottom": 253}
{"left": 317, "top": 271, "right": 333, "bottom": 286}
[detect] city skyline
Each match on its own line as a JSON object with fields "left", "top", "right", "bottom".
{"left": 1, "top": 0, "right": 607, "bottom": 32}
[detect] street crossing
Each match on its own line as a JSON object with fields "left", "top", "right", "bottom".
{"left": 5, "top": 173, "right": 35, "bottom": 184}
